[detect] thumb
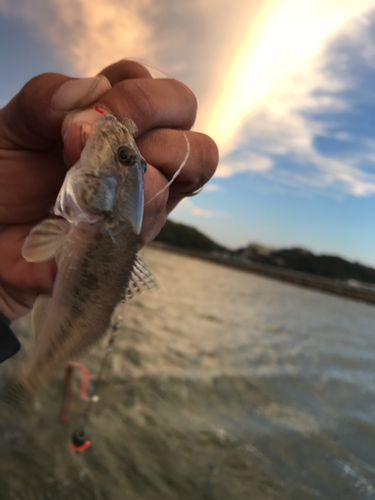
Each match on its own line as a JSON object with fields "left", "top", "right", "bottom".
{"left": 0, "top": 73, "right": 111, "bottom": 150}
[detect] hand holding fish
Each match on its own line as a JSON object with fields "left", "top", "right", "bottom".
{"left": 0, "top": 60, "right": 218, "bottom": 323}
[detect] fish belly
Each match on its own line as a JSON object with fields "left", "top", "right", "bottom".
{"left": 20, "top": 224, "right": 139, "bottom": 391}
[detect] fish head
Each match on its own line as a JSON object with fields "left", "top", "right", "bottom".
{"left": 55, "top": 113, "right": 147, "bottom": 232}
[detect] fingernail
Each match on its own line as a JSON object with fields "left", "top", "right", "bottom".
{"left": 51, "top": 75, "right": 111, "bottom": 111}
{"left": 61, "top": 108, "right": 101, "bottom": 139}
{"left": 63, "top": 121, "right": 93, "bottom": 165}
{"left": 80, "top": 122, "right": 92, "bottom": 148}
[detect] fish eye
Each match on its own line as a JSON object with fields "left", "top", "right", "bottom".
{"left": 117, "top": 146, "right": 136, "bottom": 166}
{"left": 141, "top": 158, "right": 147, "bottom": 174}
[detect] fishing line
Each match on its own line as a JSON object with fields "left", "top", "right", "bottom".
{"left": 144, "top": 130, "right": 191, "bottom": 206}
{"left": 66, "top": 315, "right": 123, "bottom": 451}
{"left": 124, "top": 58, "right": 196, "bottom": 99}
{"left": 80, "top": 316, "right": 122, "bottom": 430}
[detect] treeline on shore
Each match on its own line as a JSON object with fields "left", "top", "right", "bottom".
{"left": 154, "top": 219, "right": 375, "bottom": 286}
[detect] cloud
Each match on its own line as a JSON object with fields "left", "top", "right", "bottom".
{"left": 3, "top": 0, "right": 375, "bottom": 196}
{"left": 334, "top": 132, "right": 352, "bottom": 141}
{"left": 191, "top": 207, "right": 215, "bottom": 217}
{"left": 212, "top": 5, "right": 375, "bottom": 195}
{"left": 216, "top": 152, "right": 273, "bottom": 178}
{"left": 0, "top": 0, "right": 155, "bottom": 76}
{"left": 224, "top": 86, "right": 375, "bottom": 195}
{"left": 204, "top": 184, "right": 222, "bottom": 192}
{"left": 203, "top": 0, "right": 375, "bottom": 154}
{"left": 176, "top": 198, "right": 227, "bottom": 218}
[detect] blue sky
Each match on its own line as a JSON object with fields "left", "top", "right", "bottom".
{"left": 1, "top": 1, "right": 375, "bottom": 266}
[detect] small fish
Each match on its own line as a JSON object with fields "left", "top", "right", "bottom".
{"left": 14, "top": 112, "right": 156, "bottom": 394}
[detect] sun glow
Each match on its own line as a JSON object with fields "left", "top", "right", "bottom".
{"left": 204, "top": 0, "right": 375, "bottom": 155}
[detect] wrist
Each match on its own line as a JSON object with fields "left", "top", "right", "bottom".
{"left": 0, "top": 283, "right": 30, "bottom": 321}
{"left": 0, "top": 309, "right": 21, "bottom": 362}
{"left": 0, "top": 289, "right": 14, "bottom": 321}
{"left": 0, "top": 310, "right": 10, "bottom": 324}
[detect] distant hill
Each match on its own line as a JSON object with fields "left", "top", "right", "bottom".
{"left": 155, "top": 220, "right": 375, "bottom": 285}
{"left": 154, "top": 219, "right": 226, "bottom": 253}
{"left": 235, "top": 244, "right": 375, "bottom": 285}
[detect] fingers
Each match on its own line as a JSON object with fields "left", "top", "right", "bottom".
{"left": 137, "top": 129, "right": 219, "bottom": 194}
{"left": 139, "top": 166, "right": 170, "bottom": 247}
{"left": 138, "top": 129, "right": 219, "bottom": 247}
{"left": 97, "top": 78, "right": 197, "bottom": 135}
{"left": 0, "top": 147, "right": 67, "bottom": 224}
{"left": 63, "top": 78, "right": 198, "bottom": 164}
{"left": 96, "top": 60, "right": 197, "bottom": 133}
{"left": 0, "top": 73, "right": 111, "bottom": 150}
{"left": 0, "top": 59, "right": 196, "bottom": 157}
{"left": 0, "top": 60, "right": 153, "bottom": 151}
{"left": 98, "top": 59, "right": 152, "bottom": 84}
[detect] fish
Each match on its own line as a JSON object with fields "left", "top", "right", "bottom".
{"left": 13, "top": 111, "right": 157, "bottom": 395}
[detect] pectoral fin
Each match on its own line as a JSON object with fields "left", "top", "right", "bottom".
{"left": 125, "top": 255, "right": 158, "bottom": 299}
{"left": 22, "top": 219, "right": 69, "bottom": 263}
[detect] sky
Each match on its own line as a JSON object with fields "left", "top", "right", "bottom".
{"left": 1, "top": 1, "right": 375, "bottom": 266}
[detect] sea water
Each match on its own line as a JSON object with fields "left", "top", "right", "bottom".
{"left": 1, "top": 247, "right": 375, "bottom": 499}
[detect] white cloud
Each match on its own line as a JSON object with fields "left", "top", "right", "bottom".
{"left": 0, "top": 0, "right": 155, "bottom": 76}
{"left": 333, "top": 132, "right": 352, "bottom": 141}
{"left": 213, "top": 9, "right": 375, "bottom": 195}
{"left": 3, "top": 0, "right": 375, "bottom": 196}
{"left": 176, "top": 198, "right": 227, "bottom": 218}
{"left": 191, "top": 207, "right": 215, "bottom": 217}
{"left": 204, "top": 183, "right": 222, "bottom": 192}
{"left": 226, "top": 86, "right": 375, "bottom": 195}
{"left": 216, "top": 153, "right": 273, "bottom": 178}
{"left": 203, "top": 0, "right": 375, "bottom": 153}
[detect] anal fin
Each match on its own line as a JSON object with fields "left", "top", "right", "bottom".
{"left": 125, "top": 255, "right": 158, "bottom": 300}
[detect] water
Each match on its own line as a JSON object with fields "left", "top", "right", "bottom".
{"left": 1, "top": 247, "right": 375, "bottom": 499}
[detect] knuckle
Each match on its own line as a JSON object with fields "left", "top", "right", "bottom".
{"left": 165, "top": 79, "right": 197, "bottom": 128}
{"left": 8, "top": 73, "right": 69, "bottom": 144}
{"left": 115, "top": 79, "right": 157, "bottom": 127}
{"left": 120, "top": 60, "right": 151, "bottom": 77}
{"left": 100, "top": 59, "right": 151, "bottom": 82}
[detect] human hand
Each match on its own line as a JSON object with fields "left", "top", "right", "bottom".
{"left": 0, "top": 60, "right": 219, "bottom": 320}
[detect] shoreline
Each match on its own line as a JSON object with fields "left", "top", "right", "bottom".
{"left": 149, "top": 242, "right": 375, "bottom": 306}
